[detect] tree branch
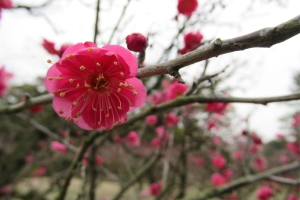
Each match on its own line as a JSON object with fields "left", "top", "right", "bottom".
{"left": 184, "top": 161, "right": 300, "bottom": 200}
{"left": 137, "top": 14, "right": 300, "bottom": 79}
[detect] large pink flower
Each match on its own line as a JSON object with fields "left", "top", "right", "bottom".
{"left": 0, "top": 66, "right": 13, "bottom": 97}
{"left": 45, "top": 42, "right": 146, "bottom": 130}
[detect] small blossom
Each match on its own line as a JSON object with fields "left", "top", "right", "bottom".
{"left": 126, "top": 131, "right": 141, "bottom": 147}
{"left": 222, "top": 168, "right": 233, "bottom": 179}
{"left": 205, "top": 102, "right": 228, "bottom": 115}
{"left": 233, "top": 151, "right": 243, "bottom": 160}
{"left": 292, "top": 113, "right": 300, "bottom": 127}
{"left": 96, "top": 155, "right": 104, "bottom": 165}
{"left": 25, "top": 155, "right": 34, "bottom": 163}
{"left": 256, "top": 186, "right": 273, "bottom": 200}
{"left": 183, "top": 31, "right": 203, "bottom": 50}
{"left": 252, "top": 156, "right": 266, "bottom": 171}
{"left": 126, "top": 33, "right": 148, "bottom": 52}
{"left": 250, "top": 133, "right": 263, "bottom": 145}
{"left": 82, "top": 158, "right": 89, "bottom": 166}
{"left": 149, "top": 181, "right": 163, "bottom": 196}
{"left": 206, "top": 121, "right": 218, "bottom": 131}
{"left": 29, "top": 105, "right": 44, "bottom": 114}
{"left": 33, "top": 167, "right": 47, "bottom": 177}
{"left": 212, "top": 154, "right": 226, "bottom": 169}
{"left": 50, "top": 141, "right": 67, "bottom": 153}
{"left": 151, "top": 138, "right": 161, "bottom": 148}
{"left": 211, "top": 173, "right": 227, "bottom": 187}
{"left": 44, "top": 42, "right": 146, "bottom": 130}
{"left": 278, "top": 154, "right": 288, "bottom": 164}
{"left": 165, "top": 80, "right": 188, "bottom": 101}
{"left": 286, "top": 142, "right": 300, "bottom": 155}
{"left": 0, "top": 186, "right": 10, "bottom": 194}
{"left": 0, "top": 66, "right": 13, "bottom": 97}
{"left": 287, "top": 194, "right": 300, "bottom": 200}
{"left": 249, "top": 144, "right": 261, "bottom": 154}
{"left": 212, "top": 136, "right": 222, "bottom": 146}
{"left": 177, "top": 0, "right": 198, "bottom": 17}
{"left": 165, "top": 113, "right": 180, "bottom": 127}
{"left": 140, "top": 189, "right": 149, "bottom": 197}
{"left": 146, "top": 115, "right": 158, "bottom": 125}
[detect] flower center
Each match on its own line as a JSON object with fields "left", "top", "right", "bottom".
{"left": 85, "top": 73, "right": 110, "bottom": 94}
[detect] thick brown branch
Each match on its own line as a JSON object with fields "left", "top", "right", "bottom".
{"left": 137, "top": 14, "right": 300, "bottom": 79}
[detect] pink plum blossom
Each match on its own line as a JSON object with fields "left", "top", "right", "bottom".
{"left": 146, "top": 115, "right": 158, "bottom": 125}
{"left": 292, "top": 113, "right": 300, "bottom": 127}
{"left": 50, "top": 141, "right": 67, "bottom": 153}
{"left": 211, "top": 173, "right": 227, "bottom": 187}
{"left": 29, "top": 105, "right": 44, "bottom": 114}
{"left": 126, "top": 131, "right": 141, "bottom": 147}
{"left": 233, "top": 151, "right": 243, "bottom": 160}
{"left": 205, "top": 102, "right": 228, "bottom": 115}
{"left": 184, "top": 31, "right": 203, "bottom": 50}
{"left": 151, "top": 138, "right": 161, "bottom": 148}
{"left": 126, "top": 33, "right": 148, "bottom": 52}
{"left": 33, "top": 167, "right": 47, "bottom": 177}
{"left": 252, "top": 156, "right": 266, "bottom": 171}
{"left": 0, "top": 0, "right": 12, "bottom": 19}
{"left": 165, "top": 81, "right": 188, "bottom": 101}
{"left": 149, "top": 181, "right": 163, "bottom": 196}
{"left": 256, "top": 186, "right": 273, "bottom": 200}
{"left": 177, "top": 0, "right": 198, "bottom": 17}
{"left": 212, "top": 154, "right": 226, "bottom": 169}
{"left": 165, "top": 113, "right": 180, "bottom": 127}
{"left": 0, "top": 66, "right": 13, "bottom": 97}
{"left": 45, "top": 42, "right": 146, "bottom": 130}
{"left": 286, "top": 142, "right": 300, "bottom": 155}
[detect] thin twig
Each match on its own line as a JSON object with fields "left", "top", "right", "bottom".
{"left": 93, "top": 0, "right": 101, "bottom": 44}
{"left": 137, "top": 14, "right": 300, "bottom": 79}
{"left": 107, "top": 0, "right": 131, "bottom": 44}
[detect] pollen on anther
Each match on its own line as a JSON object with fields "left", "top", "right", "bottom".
{"left": 47, "top": 59, "right": 52, "bottom": 63}
{"left": 98, "top": 121, "right": 101, "bottom": 125}
{"left": 85, "top": 83, "right": 91, "bottom": 88}
{"left": 133, "top": 90, "right": 138, "bottom": 96}
{"left": 118, "top": 106, "right": 122, "bottom": 110}
{"left": 114, "top": 61, "right": 118, "bottom": 65}
{"left": 120, "top": 72, "right": 124, "bottom": 77}
{"left": 48, "top": 77, "right": 53, "bottom": 81}
{"left": 96, "top": 62, "right": 100, "bottom": 67}
{"left": 106, "top": 114, "right": 109, "bottom": 118}
{"left": 69, "top": 79, "right": 74, "bottom": 83}
{"left": 76, "top": 83, "right": 80, "bottom": 88}
{"left": 58, "top": 110, "right": 64, "bottom": 114}
{"left": 60, "top": 92, "right": 65, "bottom": 97}
{"left": 117, "top": 88, "right": 121, "bottom": 92}
{"left": 73, "top": 101, "right": 78, "bottom": 106}
{"left": 66, "top": 117, "right": 72, "bottom": 122}
{"left": 93, "top": 108, "right": 97, "bottom": 111}
{"left": 80, "top": 66, "right": 85, "bottom": 71}
{"left": 108, "top": 106, "right": 112, "bottom": 109}
{"left": 65, "top": 54, "right": 70, "bottom": 58}
{"left": 56, "top": 76, "right": 61, "bottom": 80}
{"left": 77, "top": 111, "right": 81, "bottom": 117}
{"left": 88, "top": 47, "right": 94, "bottom": 52}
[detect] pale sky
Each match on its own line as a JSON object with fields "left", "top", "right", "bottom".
{"left": 0, "top": 0, "right": 300, "bottom": 141}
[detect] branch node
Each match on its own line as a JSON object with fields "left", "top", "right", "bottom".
{"left": 213, "top": 38, "right": 223, "bottom": 48}
{"left": 169, "top": 70, "right": 185, "bottom": 84}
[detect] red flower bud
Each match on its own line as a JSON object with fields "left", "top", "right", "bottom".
{"left": 126, "top": 33, "right": 147, "bottom": 52}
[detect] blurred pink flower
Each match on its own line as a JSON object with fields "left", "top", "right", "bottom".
{"left": 38, "top": 140, "right": 46, "bottom": 148}
{"left": 292, "top": 113, "right": 300, "bottom": 127}
{"left": 165, "top": 113, "right": 180, "bottom": 127}
{"left": 42, "top": 39, "right": 59, "bottom": 55}
{"left": 256, "top": 186, "right": 273, "bottom": 200}
{"left": 33, "top": 167, "right": 47, "bottom": 177}
{"left": 45, "top": 42, "right": 146, "bottom": 130}
{"left": 183, "top": 31, "right": 203, "bottom": 50}
{"left": 286, "top": 142, "right": 300, "bottom": 155}
{"left": 96, "top": 155, "right": 104, "bottom": 165}
{"left": 252, "top": 156, "right": 266, "bottom": 171}
{"left": 29, "top": 105, "right": 44, "bottom": 114}
{"left": 233, "top": 151, "right": 243, "bottom": 160}
{"left": 249, "top": 144, "right": 261, "bottom": 154}
{"left": 177, "top": 0, "right": 198, "bottom": 17}
{"left": 146, "top": 115, "right": 158, "bottom": 125}
{"left": 205, "top": 102, "right": 228, "bottom": 115}
{"left": 212, "top": 136, "right": 222, "bottom": 146}
{"left": 287, "top": 194, "right": 300, "bottom": 200}
{"left": 25, "top": 155, "right": 34, "bottom": 163}
{"left": 140, "top": 189, "right": 149, "bottom": 197}
{"left": 126, "top": 33, "right": 148, "bottom": 52}
{"left": 211, "top": 173, "right": 227, "bottom": 187}
{"left": 0, "top": 66, "right": 13, "bottom": 97}
{"left": 165, "top": 81, "right": 188, "bottom": 101}
{"left": 114, "top": 136, "right": 124, "bottom": 144}
{"left": 50, "top": 141, "right": 67, "bottom": 153}
{"left": 250, "top": 133, "right": 262, "bottom": 145}
{"left": 0, "top": 186, "right": 10, "bottom": 194}
{"left": 212, "top": 154, "right": 226, "bottom": 169}
{"left": 149, "top": 181, "right": 163, "bottom": 196}
{"left": 278, "top": 154, "right": 288, "bottom": 164}
{"left": 222, "top": 168, "right": 233, "bottom": 179}
{"left": 151, "top": 138, "right": 161, "bottom": 148}
{"left": 206, "top": 121, "right": 218, "bottom": 131}
{"left": 126, "top": 131, "right": 141, "bottom": 147}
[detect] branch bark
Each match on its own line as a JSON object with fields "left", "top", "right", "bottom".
{"left": 137, "top": 14, "right": 300, "bottom": 79}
